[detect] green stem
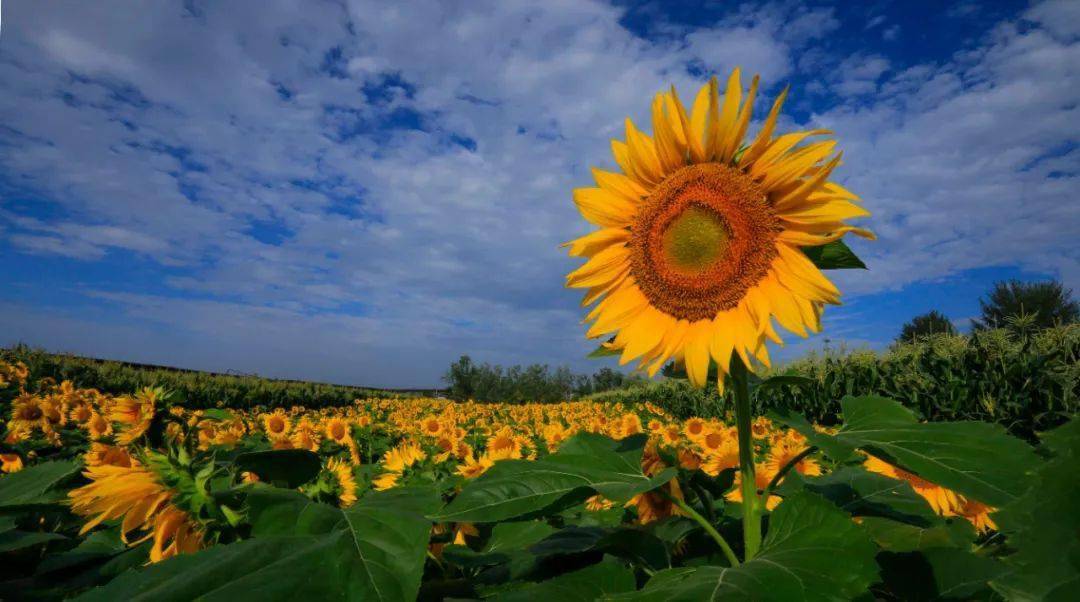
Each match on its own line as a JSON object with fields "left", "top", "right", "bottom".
{"left": 760, "top": 446, "right": 816, "bottom": 502}
{"left": 730, "top": 355, "right": 762, "bottom": 560}
{"left": 662, "top": 489, "right": 740, "bottom": 567}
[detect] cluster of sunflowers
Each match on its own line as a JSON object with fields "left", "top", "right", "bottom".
{"left": 0, "top": 359, "right": 996, "bottom": 571}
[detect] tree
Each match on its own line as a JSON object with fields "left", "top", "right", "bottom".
{"left": 897, "top": 310, "right": 957, "bottom": 343}
{"left": 443, "top": 355, "right": 478, "bottom": 401}
{"left": 976, "top": 279, "right": 1079, "bottom": 331}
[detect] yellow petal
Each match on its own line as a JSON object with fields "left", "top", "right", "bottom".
{"left": 566, "top": 244, "right": 629, "bottom": 288}
{"left": 592, "top": 168, "right": 650, "bottom": 204}
{"left": 572, "top": 187, "right": 638, "bottom": 228}
{"left": 625, "top": 119, "right": 663, "bottom": 184}
{"left": 652, "top": 94, "right": 686, "bottom": 175}
{"left": 713, "top": 68, "right": 742, "bottom": 163}
{"left": 778, "top": 198, "right": 871, "bottom": 224}
{"left": 689, "top": 78, "right": 718, "bottom": 162}
{"left": 770, "top": 153, "right": 842, "bottom": 212}
{"left": 739, "top": 85, "right": 789, "bottom": 168}
{"left": 684, "top": 321, "right": 713, "bottom": 388}
{"left": 563, "top": 228, "right": 629, "bottom": 257}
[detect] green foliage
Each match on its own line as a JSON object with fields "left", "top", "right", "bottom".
{"left": 443, "top": 355, "right": 640, "bottom": 403}
{"left": 801, "top": 239, "right": 867, "bottom": 270}
{"left": 433, "top": 433, "right": 676, "bottom": 522}
{"left": 77, "top": 487, "right": 438, "bottom": 602}
{"left": 616, "top": 492, "right": 879, "bottom": 601}
{"left": 990, "top": 419, "right": 1080, "bottom": 600}
{"left": 898, "top": 310, "right": 958, "bottom": 343}
{"left": 233, "top": 449, "right": 321, "bottom": 488}
{"left": 0, "top": 459, "right": 82, "bottom": 510}
{"left": 977, "top": 279, "right": 1079, "bottom": 331}
{"left": 1, "top": 345, "right": 400, "bottom": 410}
{"left": 594, "top": 324, "right": 1079, "bottom": 440}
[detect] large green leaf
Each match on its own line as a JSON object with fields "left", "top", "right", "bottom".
{"left": 833, "top": 396, "right": 1040, "bottom": 507}
{"left": 432, "top": 433, "right": 675, "bottom": 522}
{"left": 0, "top": 529, "right": 67, "bottom": 552}
{"left": 233, "top": 449, "right": 321, "bottom": 488}
{"left": 491, "top": 557, "right": 636, "bottom": 601}
{"left": 77, "top": 487, "right": 434, "bottom": 601}
{"left": 783, "top": 396, "right": 1039, "bottom": 508}
{"left": 0, "top": 459, "right": 82, "bottom": 509}
{"left": 877, "top": 548, "right": 1003, "bottom": 600}
{"left": 617, "top": 491, "right": 878, "bottom": 600}
{"left": 990, "top": 418, "right": 1080, "bottom": 601}
{"left": 859, "top": 517, "right": 975, "bottom": 553}
{"left": 801, "top": 239, "right": 866, "bottom": 269}
{"left": 779, "top": 467, "right": 940, "bottom": 526}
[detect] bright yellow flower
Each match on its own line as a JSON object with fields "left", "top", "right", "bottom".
{"left": 68, "top": 461, "right": 202, "bottom": 563}
{"left": 262, "top": 409, "right": 291, "bottom": 440}
{"left": 111, "top": 388, "right": 161, "bottom": 446}
{"left": 327, "top": 457, "right": 357, "bottom": 507}
{"left": 565, "top": 69, "right": 873, "bottom": 389}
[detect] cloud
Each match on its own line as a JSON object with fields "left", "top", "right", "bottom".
{"left": 0, "top": 0, "right": 1076, "bottom": 385}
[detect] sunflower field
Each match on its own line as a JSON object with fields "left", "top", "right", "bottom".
{"left": 4, "top": 68, "right": 1079, "bottom": 602}
{"left": 1, "top": 357, "right": 1077, "bottom": 601}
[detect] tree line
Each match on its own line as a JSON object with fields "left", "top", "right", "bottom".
{"left": 442, "top": 356, "right": 639, "bottom": 403}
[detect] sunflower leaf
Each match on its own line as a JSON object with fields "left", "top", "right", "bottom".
{"left": 432, "top": 433, "right": 675, "bottom": 523}
{"left": 0, "top": 459, "right": 82, "bottom": 510}
{"left": 233, "top": 449, "right": 320, "bottom": 489}
{"left": 612, "top": 491, "right": 878, "bottom": 600}
{"left": 78, "top": 487, "right": 433, "bottom": 602}
{"left": 990, "top": 418, "right": 1080, "bottom": 600}
{"left": 802, "top": 239, "right": 866, "bottom": 269}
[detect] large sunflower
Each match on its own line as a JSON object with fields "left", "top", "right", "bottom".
{"left": 565, "top": 69, "right": 873, "bottom": 389}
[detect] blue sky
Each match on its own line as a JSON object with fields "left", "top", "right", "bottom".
{"left": 0, "top": 0, "right": 1077, "bottom": 387}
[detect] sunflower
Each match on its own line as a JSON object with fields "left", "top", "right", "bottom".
{"left": 262, "top": 409, "right": 291, "bottom": 440}
{"left": 324, "top": 417, "right": 351, "bottom": 445}
{"left": 326, "top": 457, "right": 358, "bottom": 507}
{"left": 111, "top": 387, "right": 161, "bottom": 446}
{"left": 765, "top": 441, "right": 821, "bottom": 477}
{"left": 68, "top": 460, "right": 202, "bottom": 563}
{"left": 565, "top": 69, "right": 873, "bottom": 389}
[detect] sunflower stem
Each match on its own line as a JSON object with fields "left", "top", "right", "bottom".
{"left": 730, "top": 355, "right": 761, "bottom": 560}
{"left": 663, "top": 489, "right": 740, "bottom": 567}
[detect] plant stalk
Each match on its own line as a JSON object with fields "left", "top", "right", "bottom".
{"left": 663, "top": 490, "right": 740, "bottom": 567}
{"left": 730, "top": 355, "right": 762, "bottom": 560}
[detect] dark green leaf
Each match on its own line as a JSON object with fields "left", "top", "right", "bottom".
{"left": 36, "top": 529, "right": 127, "bottom": 575}
{"left": 877, "top": 548, "right": 1003, "bottom": 600}
{"left": 617, "top": 491, "right": 878, "bottom": 600}
{"left": 491, "top": 557, "right": 636, "bottom": 602}
{"left": 0, "top": 459, "right": 82, "bottom": 510}
{"left": 859, "top": 517, "right": 975, "bottom": 552}
{"left": 234, "top": 449, "right": 320, "bottom": 489}
{"left": 801, "top": 239, "right": 866, "bottom": 269}
{"left": 990, "top": 418, "right": 1080, "bottom": 600}
{"left": 79, "top": 487, "right": 432, "bottom": 601}
{"left": 432, "top": 433, "right": 675, "bottom": 522}
{"left": 780, "top": 466, "right": 940, "bottom": 526}
{"left": 767, "top": 408, "right": 856, "bottom": 461}
{"left": 0, "top": 529, "right": 67, "bottom": 552}
{"left": 200, "top": 409, "right": 236, "bottom": 422}
{"left": 834, "top": 396, "right": 1040, "bottom": 507}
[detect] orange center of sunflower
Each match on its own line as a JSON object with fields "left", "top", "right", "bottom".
{"left": 630, "top": 163, "right": 779, "bottom": 321}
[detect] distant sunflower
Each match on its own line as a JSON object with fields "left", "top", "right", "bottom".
{"left": 326, "top": 457, "right": 358, "bottom": 507}
{"left": 565, "top": 69, "right": 873, "bottom": 389}
{"left": 111, "top": 387, "right": 162, "bottom": 445}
